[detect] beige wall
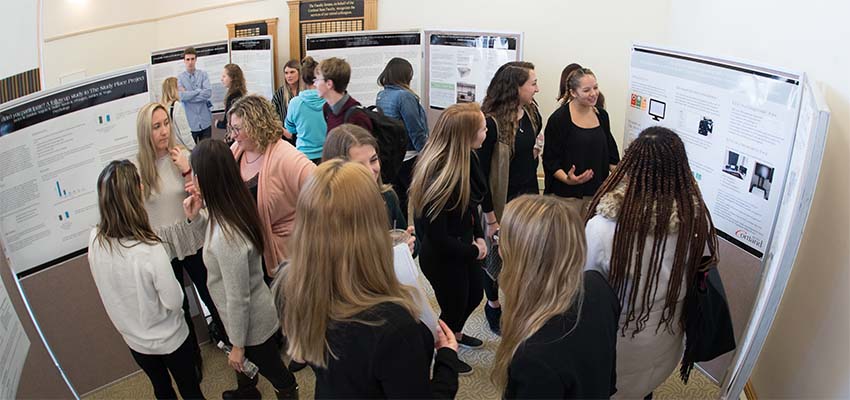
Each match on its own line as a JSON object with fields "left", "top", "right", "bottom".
{"left": 666, "top": 1, "right": 850, "bottom": 397}
{"left": 31, "top": 0, "right": 850, "bottom": 397}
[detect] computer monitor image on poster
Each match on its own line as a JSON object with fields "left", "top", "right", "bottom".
{"left": 649, "top": 98, "right": 666, "bottom": 121}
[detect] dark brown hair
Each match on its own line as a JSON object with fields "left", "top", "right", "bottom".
{"left": 183, "top": 47, "right": 197, "bottom": 58}
{"left": 300, "top": 56, "right": 318, "bottom": 86}
{"left": 190, "top": 140, "right": 265, "bottom": 253}
{"left": 223, "top": 63, "right": 247, "bottom": 100}
{"left": 559, "top": 65, "right": 605, "bottom": 107}
{"left": 585, "top": 126, "right": 718, "bottom": 336}
{"left": 377, "top": 57, "right": 415, "bottom": 93}
{"left": 481, "top": 61, "right": 540, "bottom": 151}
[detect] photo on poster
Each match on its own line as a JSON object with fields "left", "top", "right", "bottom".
{"left": 722, "top": 150, "right": 749, "bottom": 180}
{"left": 749, "top": 162, "right": 774, "bottom": 200}
{"left": 456, "top": 82, "right": 475, "bottom": 103}
{"left": 699, "top": 116, "right": 714, "bottom": 136}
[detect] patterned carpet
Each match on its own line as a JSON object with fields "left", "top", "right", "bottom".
{"left": 85, "top": 268, "right": 720, "bottom": 399}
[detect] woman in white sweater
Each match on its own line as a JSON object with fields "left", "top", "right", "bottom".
{"left": 189, "top": 139, "right": 298, "bottom": 400}
{"left": 88, "top": 160, "right": 207, "bottom": 400}
{"left": 583, "top": 126, "right": 718, "bottom": 398}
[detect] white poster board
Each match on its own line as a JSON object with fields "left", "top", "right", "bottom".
{"left": 150, "top": 41, "right": 229, "bottom": 112}
{"left": 0, "top": 280, "right": 30, "bottom": 399}
{"left": 306, "top": 30, "right": 423, "bottom": 106}
{"left": 229, "top": 36, "right": 274, "bottom": 101}
{"left": 625, "top": 45, "right": 802, "bottom": 259}
{"left": 425, "top": 31, "right": 521, "bottom": 109}
{"left": 0, "top": 67, "right": 151, "bottom": 276}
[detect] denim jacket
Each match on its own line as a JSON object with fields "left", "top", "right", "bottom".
{"left": 376, "top": 85, "right": 428, "bottom": 152}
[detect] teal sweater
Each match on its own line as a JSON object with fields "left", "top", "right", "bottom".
{"left": 284, "top": 89, "right": 327, "bottom": 160}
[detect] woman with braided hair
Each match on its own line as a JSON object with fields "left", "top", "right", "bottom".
{"left": 583, "top": 126, "right": 719, "bottom": 399}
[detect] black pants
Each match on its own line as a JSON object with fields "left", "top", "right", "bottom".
{"left": 391, "top": 157, "right": 416, "bottom": 221}
{"left": 420, "top": 255, "right": 483, "bottom": 333}
{"left": 172, "top": 250, "right": 228, "bottom": 346}
{"left": 130, "top": 334, "right": 205, "bottom": 400}
{"left": 483, "top": 269, "right": 499, "bottom": 302}
{"left": 233, "top": 334, "right": 297, "bottom": 392}
{"left": 191, "top": 127, "right": 212, "bottom": 143}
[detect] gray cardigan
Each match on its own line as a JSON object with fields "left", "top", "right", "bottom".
{"left": 203, "top": 221, "right": 280, "bottom": 348}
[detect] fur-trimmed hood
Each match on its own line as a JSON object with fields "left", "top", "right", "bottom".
{"left": 595, "top": 183, "right": 691, "bottom": 233}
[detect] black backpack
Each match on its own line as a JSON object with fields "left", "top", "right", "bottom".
{"left": 344, "top": 105, "right": 408, "bottom": 183}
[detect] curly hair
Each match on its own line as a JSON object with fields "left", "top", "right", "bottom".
{"left": 481, "top": 64, "right": 531, "bottom": 152}
{"left": 227, "top": 94, "right": 282, "bottom": 152}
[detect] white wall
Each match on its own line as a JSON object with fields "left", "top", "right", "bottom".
{"left": 665, "top": 1, "right": 850, "bottom": 398}
{"left": 0, "top": 1, "right": 41, "bottom": 79}
{"left": 42, "top": 0, "right": 291, "bottom": 89}
{"left": 378, "top": 0, "right": 672, "bottom": 144}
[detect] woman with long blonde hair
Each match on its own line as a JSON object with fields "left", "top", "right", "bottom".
{"left": 88, "top": 160, "right": 207, "bottom": 399}
{"left": 491, "top": 194, "right": 619, "bottom": 398}
{"left": 134, "top": 102, "right": 226, "bottom": 374}
{"left": 161, "top": 77, "right": 194, "bottom": 148}
{"left": 409, "top": 102, "right": 489, "bottom": 374}
{"left": 278, "top": 160, "right": 459, "bottom": 397}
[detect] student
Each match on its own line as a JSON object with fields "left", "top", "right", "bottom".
{"left": 376, "top": 57, "right": 428, "bottom": 215}
{"left": 190, "top": 140, "right": 299, "bottom": 400}
{"left": 315, "top": 57, "right": 373, "bottom": 133}
{"left": 217, "top": 63, "right": 247, "bottom": 144}
{"left": 557, "top": 63, "right": 606, "bottom": 109}
{"left": 409, "top": 102, "right": 489, "bottom": 375}
{"left": 584, "top": 126, "right": 720, "bottom": 399}
{"left": 492, "top": 195, "right": 619, "bottom": 399}
{"left": 133, "top": 102, "right": 227, "bottom": 371}
{"left": 272, "top": 59, "right": 303, "bottom": 146}
{"left": 160, "top": 77, "right": 194, "bottom": 149}
{"left": 284, "top": 57, "right": 327, "bottom": 164}
{"left": 88, "top": 160, "right": 207, "bottom": 400}
{"left": 477, "top": 61, "right": 543, "bottom": 335}
{"left": 177, "top": 47, "right": 213, "bottom": 143}
{"left": 276, "top": 160, "right": 460, "bottom": 398}
{"left": 228, "top": 95, "right": 315, "bottom": 278}
{"left": 321, "top": 123, "right": 416, "bottom": 254}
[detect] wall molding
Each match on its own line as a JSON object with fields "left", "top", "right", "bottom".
{"left": 744, "top": 380, "right": 758, "bottom": 400}
{"left": 44, "top": 0, "right": 265, "bottom": 43}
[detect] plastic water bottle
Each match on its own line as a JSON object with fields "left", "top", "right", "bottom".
{"left": 217, "top": 341, "right": 259, "bottom": 379}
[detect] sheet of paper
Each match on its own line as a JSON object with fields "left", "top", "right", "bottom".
{"left": 393, "top": 244, "right": 438, "bottom": 339}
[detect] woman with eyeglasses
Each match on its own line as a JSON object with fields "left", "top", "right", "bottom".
{"left": 88, "top": 160, "right": 207, "bottom": 400}
{"left": 226, "top": 94, "right": 315, "bottom": 281}
{"left": 283, "top": 56, "right": 327, "bottom": 164}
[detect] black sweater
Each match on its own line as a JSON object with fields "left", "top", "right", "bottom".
{"left": 477, "top": 111, "right": 541, "bottom": 213}
{"left": 542, "top": 104, "right": 620, "bottom": 198}
{"left": 414, "top": 155, "right": 486, "bottom": 262}
{"left": 504, "top": 271, "right": 620, "bottom": 399}
{"left": 216, "top": 91, "right": 244, "bottom": 130}
{"left": 313, "top": 302, "right": 460, "bottom": 399}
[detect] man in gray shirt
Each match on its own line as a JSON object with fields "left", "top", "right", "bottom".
{"left": 178, "top": 47, "right": 213, "bottom": 143}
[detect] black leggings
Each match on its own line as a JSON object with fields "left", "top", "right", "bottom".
{"left": 391, "top": 157, "right": 417, "bottom": 220}
{"left": 483, "top": 269, "right": 499, "bottom": 302}
{"left": 130, "top": 334, "right": 204, "bottom": 400}
{"left": 233, "top": 334, "right": 297, "bottom": 392}
{"left": 420, "top": 255, "right": 483, "bottom": 333}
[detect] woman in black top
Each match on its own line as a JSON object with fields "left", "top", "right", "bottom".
{"left": 477, "top": 61, "right": 543, "bottom": 335}
{"left": 410, "top": 102, "right": 489, "bottom": 375}
{"left": 276, "top": 160, "right": 460, "bottom": 398}
{"left": 493, "top": 195, "right": 620, "bottom": 399}
{"left": 543, "top": 67, "right": 619, "bottom": 217}
{"left": 217, "top": 63, "right": 247, "bottom": 144}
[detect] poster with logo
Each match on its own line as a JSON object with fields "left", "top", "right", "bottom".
{"left": 625, "top": 45, "right": 802, "bottom": 258}
{"left": 0, "top": 67, "right": 150, "bottom": 275}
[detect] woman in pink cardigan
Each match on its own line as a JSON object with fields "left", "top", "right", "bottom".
{"left": 226, "top": 94, "right": 315, "bottom": 282}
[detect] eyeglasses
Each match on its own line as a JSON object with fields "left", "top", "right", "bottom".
{"left": 313, "top": 77, "right": 324, "bottom": 84}
{"left": 228, "top": 124, "right": 244, "bottom": 135}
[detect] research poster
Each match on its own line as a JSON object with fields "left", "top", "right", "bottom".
{"left": 0, "top": 68, "right": 150, "bottom": 275}
{"left": 150, "top": 41, "right": 229, "bottom": 112}
{"left": 625, "top": 46, "right": 802, "bottom": 258}
{"left": 230, "top": 36, "right": 274, "bottom": 101}
{"left": 427, "top": 33, "right": 519, "bottom": 109}
{"left": 0, "top": 281, "right": 30, "bottom": 399}
{"left": 306, "top": 32, "right": 423, "bottom": 106}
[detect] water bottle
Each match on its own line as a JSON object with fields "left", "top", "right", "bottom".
{"left": 217, "top": 341, "right": 259, "bottom": 379}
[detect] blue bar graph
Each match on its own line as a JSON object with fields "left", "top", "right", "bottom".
{"left": 65, "top": 211, "right": 70, "bottom": 219}
{"left": 56, "top": 181, "right": 61, "bottom": 197}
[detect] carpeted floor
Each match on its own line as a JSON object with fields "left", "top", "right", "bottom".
{"left": 84, "top": 269, "right": 720, "bottom": 399}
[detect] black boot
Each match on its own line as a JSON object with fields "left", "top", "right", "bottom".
{"left": 275, "top": 384, "right": 299, "bottom": 399}
{"left": 485, "top": 303, "right": 502, "bottom": 335}
{"left": 288, "top": 360, "right": 307, "bottom": 373}
{"left": 222, "top": 373, "right": 260, "bottom": 399}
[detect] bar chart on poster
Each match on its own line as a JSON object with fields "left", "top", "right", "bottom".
{"left": 0, "top": 67, "right": 150, "bottom": 276}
